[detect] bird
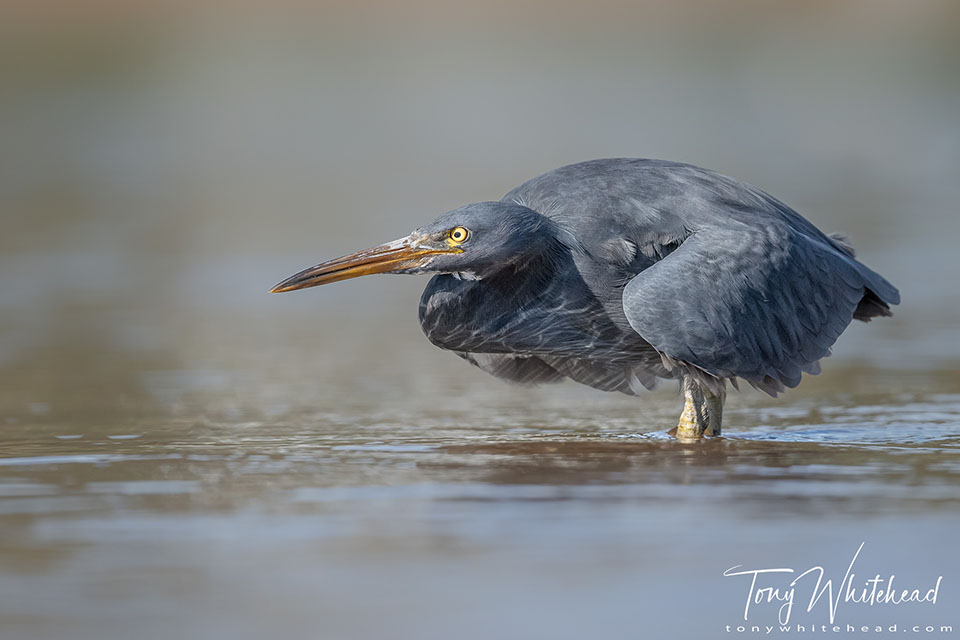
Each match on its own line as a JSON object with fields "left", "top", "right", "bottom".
{"left": 271, "top": 158, "right": 899, "bottom": 439}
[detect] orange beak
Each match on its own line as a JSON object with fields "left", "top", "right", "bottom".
{"left": 270, "top": 235, "right": 458, "bottom": 293}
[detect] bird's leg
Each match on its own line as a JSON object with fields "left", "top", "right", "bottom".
{"left": 674, "top": 378, "right": 724, "bottom": 439}
{"left": 675, "top": 383, "right": 708, "bottom": 440}
{"left": 704, "top": 386, "right": 724, "bottom": 437}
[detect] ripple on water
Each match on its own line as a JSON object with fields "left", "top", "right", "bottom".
{"left": 731, "top": 396, "right": 960, "bottom": 446}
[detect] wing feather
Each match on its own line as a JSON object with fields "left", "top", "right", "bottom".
{"left": 622, "top": 222, "right": 873, "bottom": 393}
{"left": 455, "top": 352, "right": 565, "bottom": 385}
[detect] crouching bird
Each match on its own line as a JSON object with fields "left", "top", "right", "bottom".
{"left": 271, "top": 158, "right": 899, "bottom": 439}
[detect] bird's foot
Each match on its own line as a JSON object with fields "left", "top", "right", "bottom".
{"left": 672, "top": 383, "right": 723, "bottom": 440}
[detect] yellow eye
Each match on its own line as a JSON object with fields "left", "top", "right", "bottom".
{"left": 449, "top": 226, "right": 470, "bottom": 244}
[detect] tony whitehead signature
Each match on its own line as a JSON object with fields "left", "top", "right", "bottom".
{"left": 723, "top": 543, "right": 943, "bottom": 625}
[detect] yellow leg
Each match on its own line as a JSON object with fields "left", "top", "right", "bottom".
{"left": 674, "top": 380, "right": 723, "bottom": 440}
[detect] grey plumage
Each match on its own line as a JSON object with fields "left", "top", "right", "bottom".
{"left": 418, "top": 158, "right": 898, "bottom": 396}
{"left": 272, "top": 157, "right": 900, "bottom": 435}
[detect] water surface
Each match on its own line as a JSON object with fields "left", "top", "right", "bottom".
{"left": 2, "top": 360, "right": 959, "bottom": 639}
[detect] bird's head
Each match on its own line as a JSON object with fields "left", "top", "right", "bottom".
{"left": 270, "top": 202, "right": 559, "bottom": 292}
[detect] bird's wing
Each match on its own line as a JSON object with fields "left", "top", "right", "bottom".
{"left": 454, "top": 352, "right": 566, "bottom": 385}
{"left": 540, "top": 357, "right": 661, "bottom": 394}
{"left": 621, "top": 221, "right": 869, "bottom": 394}
{"left": 455, "top": 354, "right": 660, "bottom": 395}
{"left": 420, "top": 269, "right": 671, "bottom": 394}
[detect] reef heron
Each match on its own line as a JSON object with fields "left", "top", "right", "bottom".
{"left": 271, "top": 159, "right": 900, "bottom": 438}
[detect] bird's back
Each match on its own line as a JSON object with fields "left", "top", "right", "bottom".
{"left": 505, "top": 158, "right": 899, "bottom": 393}
{"left": 506, "top": 160, "right": 855, "bottom": 262}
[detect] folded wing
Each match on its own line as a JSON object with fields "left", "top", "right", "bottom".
{"left": 622, "top": 221, "right": 898, "bottom": 394}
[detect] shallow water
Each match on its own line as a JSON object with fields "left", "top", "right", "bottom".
{"left": 2, "top": 358, "right": 959, "bottom": 639}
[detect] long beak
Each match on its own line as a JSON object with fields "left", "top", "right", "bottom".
{"left": 270, "top": 234, "right": 456, "bottom": 293}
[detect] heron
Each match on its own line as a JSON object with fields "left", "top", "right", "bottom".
{"left": 271, "top": 158, "right": 899, "bottom": 439}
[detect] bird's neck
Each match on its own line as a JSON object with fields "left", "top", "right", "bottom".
{"left": 487, "top": 234, "right": 571, "bottom": 293}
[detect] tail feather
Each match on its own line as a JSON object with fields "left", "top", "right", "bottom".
{"left": 854, "top": 288, "right": 894, "bottom": 321}
{"left": 828, "top": 232, "right": 900, "bottom": 321}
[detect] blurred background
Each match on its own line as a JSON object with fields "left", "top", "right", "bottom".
{"left": 1, "top": 2, "right": 959, "bottom": 639}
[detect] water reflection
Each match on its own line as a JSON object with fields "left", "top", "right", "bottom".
{"left": 2, "top": 371, "right": 959, "bottom": 638}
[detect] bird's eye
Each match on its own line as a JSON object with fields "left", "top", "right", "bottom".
{"left": 449, "top": 227, "right": 470, "bottom": 244}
